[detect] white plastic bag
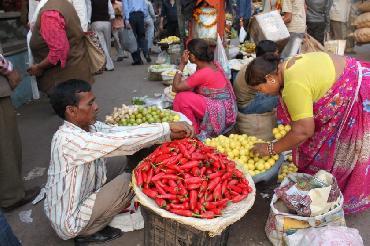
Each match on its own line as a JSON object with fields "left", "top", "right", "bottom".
{"left": 122, "top": 28, "right": 138, "bottom": 53}
{"left": 239, "top": 27, "right": 247, "bottom": 43}
{"left": 214, "top": 34, "right": 231, "bottom": 79}
{"left": 285, "top": 226, "right": 364, "bottom": 246}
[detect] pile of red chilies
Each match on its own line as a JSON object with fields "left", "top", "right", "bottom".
{"left": 134, "top": 138, "right": 252, "bottom": 219}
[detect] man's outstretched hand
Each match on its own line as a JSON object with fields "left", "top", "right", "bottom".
{"left": 169, "top": 122, "right": 194, "bottom": 140}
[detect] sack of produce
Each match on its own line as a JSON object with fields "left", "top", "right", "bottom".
{"left": 132, "top": 138, "right": 256, "bottom": 236}
{"left": 236, "top": 111, "right": 277, "bottom": 141}
{"left": 354, "top": 1, "right": 370, "bottom": 13}
{"left": 300, "top": 34, "right": 325, "bottom": 54}
{"left": 352, "top": 28, "right": 370, "bottom": 43}
{"left": 353, "top": 12, "right": 370, "bottom": 28}
{"left": 265, "top": 172, "right": 346, "bottom": 246}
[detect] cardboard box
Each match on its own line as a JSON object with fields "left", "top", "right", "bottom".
{"left": 249, "top": 10, "right": 290, "bottom": 50}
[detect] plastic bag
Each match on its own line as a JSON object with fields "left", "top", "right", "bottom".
{"left": 155, "top": 50, "right": 171, "bottom": 64}
{"left": 285, "top": 226, "right": 364, "bottom": 246}
{"left": 239, "top": 27, "right": 247, "bottom": 43}
{"left": 214, "top": 34, "right": 231, "bottom": 79}
{"left": 121, "top": 28, "right": 138, "bottom": 53}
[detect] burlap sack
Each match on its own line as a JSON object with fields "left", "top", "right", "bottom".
{"left": 353, "top": 28, "right": 370, "bottom": 43}
{"left": 354, "top": 1, "right": 370, "bottom": 13}
{"left": 301, "top": 34, "right": 325, "bottom": 53}
{"left": 236, "top": 111, "right": 277, "bottom": 141}
{"left": 354, "top": 12, "right": 370, "bottom": 28}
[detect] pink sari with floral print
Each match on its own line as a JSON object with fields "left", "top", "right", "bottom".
{"left": 277, "top": 57, "right": 370, "bottom": 214}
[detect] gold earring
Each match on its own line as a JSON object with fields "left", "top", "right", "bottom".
{"left": 271, "top": 79, "right": 276, "bottom": 84}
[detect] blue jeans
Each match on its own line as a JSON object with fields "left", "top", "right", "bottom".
{"left": 239, "top": 93, "right": 278, "bottom": 114}
{"left": 0, "top": 210, "right": 20, "bottom": 246}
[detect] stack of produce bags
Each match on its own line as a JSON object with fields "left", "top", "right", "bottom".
{"left": 352, "top": 1, "right": 370, "bottom": 43}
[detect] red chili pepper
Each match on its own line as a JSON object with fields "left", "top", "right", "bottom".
{"left": 189, "top": 190, "right": 197, "bottom": 210}
{"left": 194, "top": 208, "right": 200, "bottom": 214}
{"left": 183, "top": 201, "right": 190, "bottom": 210}
{"left": 170, "top": 209, "right": 193, "bottom": 217}
{"left": 200, "top": 167, "right": 207, "bottom": 176}
{"left": 207, "top": 177, "right": 221, "bottom": 191}
{"left": 178, "top": 144, "right": 191, "bottom": 159}
{"left": 177, "top": 196, "right": 188, "bottom": 203}
{"left": 170, "top": 204, "right": 187, "bottom": 210}
{"left": 228, "top": 179, "right": 239, "bottom": 186}
{"left": 221, "top": 179, "right": 228, "bottom": 195}
{"left": 177, "top": 181, "right": 188, "bottom": 196}
{"left": 155, "top": 153, "right": 172, "bottom": 163}
{"left": 161, "top": 168, "right": 176, "bottom": 174}
{"left": 191, "top": 152, "right": 206, "bottom": 160}
{"left": 229, "top": 184, "right": 243, "bottom": 194}
{"left": 192, "top": 167, "right": 201, "bottom": 177}
{"left": 233, "top": 169, "right": 244, "bottom": 179}
{"left": 230, "top": 190, "right": 240, "bottom": 197}
{"left": 187, "top": 183, "right": 202, "bottom": 190}
{"left": 208, "top": 171, "right": 224, "bottom": 180}
{"left": 206, "top": 169, "right": 213, "bottom": 175}
{"left": 162, "top": 174, "right": 179, "bottom": 180}
{"left": 147, "top": 168, "right": 154, "bottom": 184}
{"left": 135, "top": 169, "right": 143, "bottom": 187}
{"left": 221, "top": 172, "right": 232, "bottom": 181}
{"left": 155, "top": 198, "right": 167, "bottom": 208}
{"left": 205, "top": 193, "right": 214, "bottom": 202}
{"left": 211, "top": 208, "right": 222, "bottom": 215}
{"left": 142, "top": 171, "right": 148, "bottom": 184}
{"left": 152, "top": 172, "right": 165, "bottom": 182}
{"left": 224, "top": 190, "right": 231, "bottom": 199}
{"left": 154, "top": 182, "right": 167, "bottom": 195}
{"left": 179, "top": 161, "right": 200, "bottom": 170}
{"left": 142, "top": 188, "right": 158, "bottom": 199}
{"left": 158, "top": 194, "right": 177, "bottom": 199}
{"left": 232, "top": 194, "right": 248, "bottom": 203}
{"left": 185, "top": 176, "right": 202, "bottom": 185}
{"left": 178, "top": 157, "right": 188, "bottom": 165}
{"left": 199, "top": 211, "right": 215, "bottom": 219}
{"left": 203, "top": 202, "right": 217, "bottom": 210}
{"left": 168, "top": 179, "right": 177, "bottom": 187}
{"left": 199, "top": 180, "right": 208, "bottom": 193}
{"left": 213, "top": 183, "right": 222, "bottom": 201}
{"left": 198, "top": 191, "right": 204, "bottom": 199}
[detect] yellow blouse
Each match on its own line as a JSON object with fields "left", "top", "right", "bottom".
{"left": 282, "top": 52, "right": 336, "bottom": 121}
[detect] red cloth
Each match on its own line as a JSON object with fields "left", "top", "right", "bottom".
{"left": 186, "top": 66, "right": 228, "bottom": 89}
{"left": 40, "top": 10, "right": 70, "bottom": 68}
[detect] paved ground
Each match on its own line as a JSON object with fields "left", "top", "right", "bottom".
{"left": 4, "top": 45, "right": 370, "bottom": 246}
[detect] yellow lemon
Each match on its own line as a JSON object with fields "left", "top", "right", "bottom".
{"left": 268, "top": 159, "right": 275, "bottom": 165}
{"left": 228, "top": 152, "right": 235, "bottom": 159}
{"left": 264, "top": 163, "right": 271, "bottom": 170}
{"left": 249, "top": 170, "right": 256, "bottom": 176}
{"left": 233, "top": 149, "right": 240, "bottom": 157}
{"left": 278, "top": 124, "right": 285, "bottom": 131}
{"left": 248, "top": 164, "right": 255, "bottom": 171}
{"left": 173, "top": 115, "right": 181, "bottom": 121}
{"left": 285, "top": 125, "right": 292, "bottom": 131}
{"left": 248, "top": 159, "right": 255, "bottom": 165}
{"left": 273, "top": 154, "right": 279, "bottom": 161}
{"left": 272, "top": 128, "right": 279, "bottom": 135}
{"left": 280, "top": 129, "right": 287, "bottom": 136}
{"left": 275, "top": 133, "right": 282, "bottom": 139}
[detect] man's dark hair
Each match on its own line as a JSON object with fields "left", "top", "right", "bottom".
{"left": 49, "top": 80, "right": 92, "bottom": 119}
{"left": 255, "top": 40, "right": 278, "bottom": 57}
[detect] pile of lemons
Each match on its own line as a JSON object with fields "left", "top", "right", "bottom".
{"left": 159, "top": 36, "right": 180, "bottom": 44}
{"left": 205, "top": 134, "right": 279, "bottom": 177}
{"left": 272, "top": 124, "right": 291, "bottom": 140}
{"left": 278, "top": 155, "right": 298, "bottom": 182}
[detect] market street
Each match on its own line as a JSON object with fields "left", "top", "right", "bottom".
{"left": 3, "top": 44, "right": 370, "bottom": 246}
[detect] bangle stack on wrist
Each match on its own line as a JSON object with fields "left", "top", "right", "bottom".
{"left": 268, "top": 142, "right": 276, "bottom": 156}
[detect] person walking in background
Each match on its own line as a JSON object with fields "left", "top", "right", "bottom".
{"left": 88, "top": 0, "right": 115, "bottom": 71}
{"left": 28, "top": 0, "right": 94, "bottom": 95}
{"left": 160, "top": 0, "right": 179, "bottom": 37}
{"left": 145, "top": 0, "right": 155, "bottom": 54}
{"left": 236, "top": 0, "right": 252, "bottom": 40}
{"left": 330, "top": 0, "right": 354, "bottom": 53}
{"left": 0, "top": 54, "right": 40, "bottom": 212}
{"left": 306, "top": 0, "right": 332, "bottom": 44}
{"left": 0, "top": 210, "right": 21, "bottom": 245}
{"left": 280, "top": 0, "right": 306, "bottom": 58}
{"left": 111, "top": 0, "right": 127, "bottom": 62}
{"left": 123, "top": 0, "right": 151, "bottom": 65}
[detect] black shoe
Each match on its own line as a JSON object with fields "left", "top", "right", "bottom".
{"left": 116, "top": 57, "right": 124, "bottom": 62}
{"left": 2, "top": 186, "right": 41, "bottom": 212}
{"left": 74, "top": 226, "right": 122, "bottom": 245}
{"left": 145, "top": 55, "right": 152, "bottom": 63}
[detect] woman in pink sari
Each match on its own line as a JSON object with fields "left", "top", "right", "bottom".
{"left": 246, "top": 52, "right": 370, "bottom": 214}
{"left": 172, "top": 38, "right": 237, "bottom": 139}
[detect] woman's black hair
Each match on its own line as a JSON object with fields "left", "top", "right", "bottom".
{"left": 255, "top": 40, "right": 278, "bottom": 57}
{"left": 49, "top": 79, "right": 92, "bottom": 119}
{"left": 187, "top": 38, "right": 215, "bottom": 62}
{"left": 245, "top": 53, "right": 281, "bottom": 86}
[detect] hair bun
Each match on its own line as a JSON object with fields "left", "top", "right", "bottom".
{"left": 262, "top": 53, "right": 280, "bottom": 62}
